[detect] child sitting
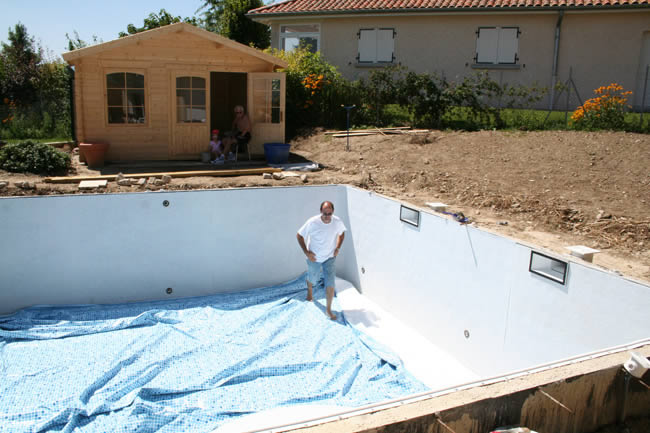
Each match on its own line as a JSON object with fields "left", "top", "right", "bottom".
{"left": 209, "top": 129, "right": 225, "bottom": 165}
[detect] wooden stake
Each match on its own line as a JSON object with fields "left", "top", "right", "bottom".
{"left": 436, "top": 416, "right": 456, "bottom": 433}
{"left": 538, "top": 388, "right": 574, "bottom": 413}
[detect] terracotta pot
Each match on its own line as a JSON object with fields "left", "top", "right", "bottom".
{"left": 79, "top": 142, "right": 110, "bottom": 168}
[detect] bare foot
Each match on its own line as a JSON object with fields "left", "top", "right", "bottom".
{"left": 327, "top": 311, "right": 337, "bottom": 320}
{"left": 306, "top": 295, "right": 313, "bottom": 302}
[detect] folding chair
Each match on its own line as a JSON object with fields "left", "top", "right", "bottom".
{"left": 234, "top": 136, "right": 251, "bottom": 162}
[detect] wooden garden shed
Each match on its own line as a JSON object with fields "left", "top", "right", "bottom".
{"left": 62, "top": 23, "right": 288, "bottom": 161}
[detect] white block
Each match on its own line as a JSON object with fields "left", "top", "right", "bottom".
{"left": 426, "top": 202, "right": 448, "bottom": 212}
{"left": 566, "top": 245, "right": 600, "bottom": 263}
{"left": 79, "top": 180, "right": 108, "bottom": 190}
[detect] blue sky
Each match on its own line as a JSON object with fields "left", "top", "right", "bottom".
{"left": 1, "top": 0, "right": 205, "bottom": 60}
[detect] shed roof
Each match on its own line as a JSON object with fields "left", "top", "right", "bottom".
{"left": 62, "top": 22, "right": 288, "bottom": 69}
{"left": 248, "top": 0, "right": 649, "bottom": 15}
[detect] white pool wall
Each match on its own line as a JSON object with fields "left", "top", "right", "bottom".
{"left": 0, "top": 186, "right": 347, "bottom": 311}
{"left": 2, "top": 185, "right": 649, "bottom": 382}
{"left": 344, "top": 187, "right": 650, "bottom": 377}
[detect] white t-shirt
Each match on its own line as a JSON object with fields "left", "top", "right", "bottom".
{"left": 298, "top": 214, "right": 347, "bottom": 263}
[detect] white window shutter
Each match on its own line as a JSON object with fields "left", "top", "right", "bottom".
{"left": 497, "top": 27, "right": 518, "bottom": 64}
{"left": 476, "top": 27, "right": 498, "bottom": 64}
{"left": 377, "top": 29, "right": 394, "bottom": 62}
{"left": 358, "top": 29, "right": 376, "bottom": 62}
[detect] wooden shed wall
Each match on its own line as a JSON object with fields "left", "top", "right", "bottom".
{"left": 73, "top": 30, "right": 275, "bottom": 161}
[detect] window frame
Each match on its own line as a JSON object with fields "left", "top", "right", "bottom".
{"left": 278, "top": 23, "right": 321, "bottom": 53}
{"left": 175, "top": 76, "right": 207, "bottom": 124}
{"left": 357, "top": 28, "right": 395, "bottom": 65}
{"left": 473, "top": 26, "right": 520, "bottom": 69}
{"left": 104, "top": 69, "right": 148, "bottom": 127}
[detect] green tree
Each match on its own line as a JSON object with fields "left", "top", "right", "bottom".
{"left": 65, "top": 30, "right": 101, "bottom": 51}
{"left": 219, "top": 0, "right": 269, "bottom": 48}
{"left": 197, "top": 0, "right": 227, "bottom": 33}
{"left": 0, "top": 23, "right": 42, "bottom": 107}
{"left": 118, "top": 9, "right": 198, "bottom": 37}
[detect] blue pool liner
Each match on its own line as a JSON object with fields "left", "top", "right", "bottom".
{"left": 0, "top": 275, "right": 428, "bottom": 433}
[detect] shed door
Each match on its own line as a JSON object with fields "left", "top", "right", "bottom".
{"left": 248, "top": 72, "right": 286, "bottom": 155}
{"left": 170, "top": 72, "right": 209, "bottom": 158}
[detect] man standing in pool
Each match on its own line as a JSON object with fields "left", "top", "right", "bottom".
{"left": 296, "top": 201, "right": 346, "bottom": 320}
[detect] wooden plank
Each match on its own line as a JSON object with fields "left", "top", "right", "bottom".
{"left": 44, "top": 167, "right": 282, "bottom": 183}
{"left": 331, "top": 132, "right": 380, "bottom": 137}
{"left": 325, "top": 127, "right": 411, "bottom": 135}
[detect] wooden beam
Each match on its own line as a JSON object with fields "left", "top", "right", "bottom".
{"left": 44, "top": 167, "right": 282, "bottom": 184}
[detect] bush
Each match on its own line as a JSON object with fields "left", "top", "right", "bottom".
{"left": 0, "top": 140, "right": 71, "bottom": 174}
{"left": 267, "top": 47, "right": 364, "bottom": 138}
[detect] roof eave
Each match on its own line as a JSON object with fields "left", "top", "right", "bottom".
{"left": 62, "top": 22, "right": 288, "bottom": 69}
{"left": 247, "top": 3, "right": 650, "bottom": 19}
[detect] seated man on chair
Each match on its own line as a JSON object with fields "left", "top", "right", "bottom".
{"left": 223, "top": 105, "right": 251, "bottom": 161}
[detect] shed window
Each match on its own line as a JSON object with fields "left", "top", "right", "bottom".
{"left": 358, "top": 28, "right": 395, "bottom": 63}
{"left": 475, "top": 27, "right": 519, "bottom": 65}
{"left": 176, "top": 76, "right": 206, "bottom": 123}
{"left": 106, "top": 72, "right": 145, "bottom": 124}
{"left": 280, "top": 24, "right": 320, "bottom": 53}
{"left": 252, "top": 78, "right": 281, "bottom": 124}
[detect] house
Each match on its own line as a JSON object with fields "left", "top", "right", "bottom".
{"left": 249, "top": 0, "right": 650, "bottom": 111}
{"left": 62, "top": 23, "right": 288, "bottom": 161}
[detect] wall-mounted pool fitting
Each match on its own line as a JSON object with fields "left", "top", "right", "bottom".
{"left": 566, "top": 245, "right": 600, "bottom": 263}
{"left": 529, "top": 251, "right": 568, "bottom": 285}
{"left": 400, "top": 205, "right": 420, "bottom": 227}
{"left": 464, "top": 330, "right": 470, "bottom": 339}
{"left": 163, "top": 200, "right": 170, "bottom": 207}
{"left": 426, "top": 202, "right": 449, "bottom": 212}
{"left": 623, "top": 351, "right": 650, "bottom": 378}
{"left": 166, "top": 287, "right": 173, "bottom": 294}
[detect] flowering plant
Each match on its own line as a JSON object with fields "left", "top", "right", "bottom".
{"left": 301, "top": 73, "right": 330, "bottom": 108}
{"left": 1, "top": 98, "right": 16, "bottom": 125}
{"left": 571, "top": 83, "right": 631, "bottom": 130}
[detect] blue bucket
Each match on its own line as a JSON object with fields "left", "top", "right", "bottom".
{"left": 264, "top": 142, "right": 291, "bottom": 164}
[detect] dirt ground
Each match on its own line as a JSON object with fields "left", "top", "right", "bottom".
{"left": 1, "top": 129, "right": 649, "bottom": 282}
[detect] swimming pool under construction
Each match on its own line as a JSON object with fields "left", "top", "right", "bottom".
{"left": 1, "top": 185, "right": 649, "bottom": 433}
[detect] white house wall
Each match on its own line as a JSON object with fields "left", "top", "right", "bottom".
{"left": 268, "top": 10, "right": 650, "bottom": 110}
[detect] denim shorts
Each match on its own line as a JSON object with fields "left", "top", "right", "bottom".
{"left": 306, "top": 257, "right": 336, "bottom": 289}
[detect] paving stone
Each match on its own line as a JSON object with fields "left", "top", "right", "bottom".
{"left": 137, "top": 178, "right": 147, "bottom": 186}
{"left": 15, "top": 181, "right": 36, "bottom": 190}
{"left": 79, "top": 180, "right": 107, "bottom": 190}
{"left": 262, "top": 173, "right": 273, "bottom": 179}
{"left": 272, "top": 172, "right": 284, "bottom": 180}
{"left": 0, "top": 181, "right": 8, "bottom": 190}
{"left": 117, "top": 178, "right": 133, "bottom": 186}
{"left": 300, "top": 174, "right": 308, "bottom": 183}
{"left": 161, "top": 175, "right": 172, "bottom": 184}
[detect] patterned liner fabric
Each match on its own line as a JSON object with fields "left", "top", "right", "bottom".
{"left": 0, "top": 275, "right": 428, "bottom": 432}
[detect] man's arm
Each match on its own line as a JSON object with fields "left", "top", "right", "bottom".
{"left": 297, "top": 233, "right": 316, "bottom": 262}
{"left": 333, "top": 232, "right": 345, "bottom": 257}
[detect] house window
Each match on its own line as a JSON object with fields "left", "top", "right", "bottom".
{"left": 357, "top": 28, "right": 395, "bottom": 64}
{"left": 279, "top": 24, "right": 320, "bottom": 53}
{"left": 475, "top": 27, "right": 519, "bottom": 65}
{"left": 106, "top": 72, "right": 145, "bottom": 124}
{"left": 176, "top": 77, "right": 206, "bottom": 123}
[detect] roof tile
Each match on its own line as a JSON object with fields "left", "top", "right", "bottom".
{"left": 249, "top": 0, "right": 649, "bottom": 14}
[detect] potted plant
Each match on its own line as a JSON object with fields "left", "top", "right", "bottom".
{"left": 79, "top": 142, "right": 110, "bottom": 168}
